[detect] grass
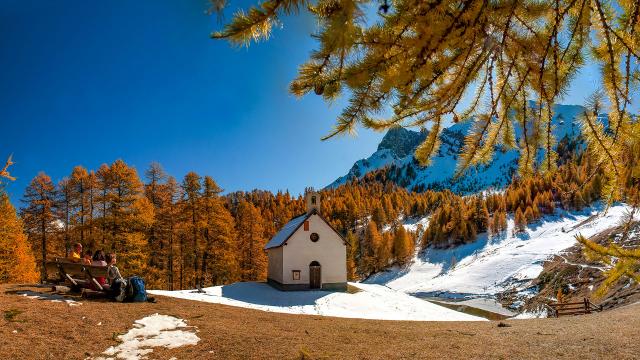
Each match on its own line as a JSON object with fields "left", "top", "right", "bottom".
{"left": 2, "top": 284, "right": 639, "bottom": 359}
{"left": 3, "top": 309, "right": 24, "bottom": 322}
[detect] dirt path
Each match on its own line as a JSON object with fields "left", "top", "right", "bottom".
{"left": 1, "top": 284, "right": 638, "bottom": 359}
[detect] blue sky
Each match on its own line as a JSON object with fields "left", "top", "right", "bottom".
{"left": 1, "top": 0, "right": 386, "bottom": 202}
{"left": 0, "top": 0, "right": 611, "bottom": 203}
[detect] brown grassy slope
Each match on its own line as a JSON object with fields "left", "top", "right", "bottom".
{"left": 524, "top": 222, "right": 640, "bottom": 311}
{"left": 1, "top": 284, "right": 639, "bottom": 360}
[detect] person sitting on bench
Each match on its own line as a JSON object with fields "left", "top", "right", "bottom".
{"left": 105, "top": 253, "right": 125, "bottom": 299}
{"left": 83, "top": 250, "right": 93, "bottom": 265}
{"left": 90, "top": 250, "right": 108, "bottom": 290}
{"left": 69, "top": 243, "right": 83, "bottom": 263}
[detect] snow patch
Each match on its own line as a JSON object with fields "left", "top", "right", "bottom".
{"left": 511, "top": 307, "right": 549, "bottom": 319}
{"left": 95, "top": 314, "right": 199, "bottom": 360}
{"left": 149, "top": 282, "right": 485, "bottom": 322}
{"left": 18, "top": 291, "right": 82, "bottom": 306}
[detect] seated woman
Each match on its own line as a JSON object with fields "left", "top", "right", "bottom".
{"left": 90, "top": 250, "right": 107, "bottom": 290}
{"left": 104, "top": 253, "right": 125, "bottom": 300}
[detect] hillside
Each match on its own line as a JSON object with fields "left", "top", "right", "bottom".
{"left": 521, "top": 221, "right": 640, "bottom": 312}
{"left": 367, "top": 203, "right": 637, "bottom": 313}
{"left": 329, "top": 103, "right": 587, "bottom": 194}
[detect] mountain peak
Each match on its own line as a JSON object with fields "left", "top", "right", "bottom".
{"left": 377, "top": 126, "right": 427, "bottom": 158}
{"left": 329, "top": 103, "right": 587, "bottom": 193}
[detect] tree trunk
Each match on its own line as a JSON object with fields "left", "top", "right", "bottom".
{"left": 41, "top": 213, "right": 47, "bottom": 283}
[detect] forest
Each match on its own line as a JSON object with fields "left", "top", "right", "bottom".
{"left": 1, "top": 138, "right": 627, "bottom": 290}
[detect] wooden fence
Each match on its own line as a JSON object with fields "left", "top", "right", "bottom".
{"left": 547, "top": 298, "right": 602, "bottom": 317}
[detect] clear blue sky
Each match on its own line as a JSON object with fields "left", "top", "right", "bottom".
{"left": 0, "top": 0, "right": 611, "bottom": 203}
{"left": 1, "top": 0, "right": 385, "bottom": 202}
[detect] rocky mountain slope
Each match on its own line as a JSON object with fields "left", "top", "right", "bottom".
{"left": 329, "top": 104, "right": 587, "bottom": 194}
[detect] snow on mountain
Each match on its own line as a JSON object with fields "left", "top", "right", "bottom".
{"left": 328, "top": 104, "right": 586, "bottom": 194}
{"left": 366, "top": 203, "right": 636, "bottom": 299}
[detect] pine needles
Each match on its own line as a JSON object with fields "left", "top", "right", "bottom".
{"left": 212, "top": 0, "right": 640, "bottom": 195}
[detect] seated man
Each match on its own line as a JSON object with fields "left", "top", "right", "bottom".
{"left": 68, "top": 243, "right": 83, "bottom": 263}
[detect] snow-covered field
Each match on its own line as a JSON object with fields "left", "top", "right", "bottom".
{"left": 149, "top": 282, "right": 485, "bottom": 322}
{"left": 368, "top": 203, "right": 634, "bottom": 297}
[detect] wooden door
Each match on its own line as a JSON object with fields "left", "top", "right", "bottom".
{"left": 309, "top": 264, "right": 321, "bottom": 289}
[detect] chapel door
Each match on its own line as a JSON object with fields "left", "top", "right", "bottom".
{"left": 309, "top": 261, "right": 321, "bottom": 289}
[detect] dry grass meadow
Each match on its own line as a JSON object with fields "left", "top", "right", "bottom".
{"left": 1, "top": 284, "right": 639, "bottom": 359}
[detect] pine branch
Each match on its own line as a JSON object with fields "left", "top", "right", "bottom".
{"left": 0, "top": 155, "right": 15, "bottom": 182}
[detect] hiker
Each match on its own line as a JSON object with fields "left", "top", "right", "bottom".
{"left": 104, "top": 252, "right": 125, "bottom": 299}
{"left": 92, "top": 250, "right": 107, "bottom": 267}
{"left": 83, "top": 250, "right": 93, "bottom": 265}
{"left": 104, "top": 252, "right": 155, "bottom": 303}
{"left": 90, "top": 250, "right": 108, "bottom": 290}
{"left": 69, "top": 243, "right": 83, "bottom": 263}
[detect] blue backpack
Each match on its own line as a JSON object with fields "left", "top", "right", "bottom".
{"left": 127, "top": 276, "right": 147, "bottom": 302}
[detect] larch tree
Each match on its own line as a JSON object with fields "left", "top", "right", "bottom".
{"left": 212, "top": 0, "right": 640, "bottom": 202}
{"left": 21, "top": 172, "right": 57, "bottom": 282}
{"left": 392, "top": 225, "right": 412, "bottom": 265}
{"left": 181, "top": 171, "right": 203, "bottom": 288}
{"left": 235, "top": 200, "right": 267, "bottom": 281}
{"left": 202, "top": 176, "right": 239, "bottom": 285}
{"left": 144, "top": 162, "right": 168, "bottom": 270}
{"left": 212, "top": 0, "right": 640, "bottom": 288}
{"left": 162, "top": 176, "right": 182, "bottom": 290}
{"left": 56, "top": 177, "right": 73, "bottom": 256}
{"left": 0, "top": 192, "right": 39, "bottom": 283}
{"left": 96, "top": 164, "right": 112, "bottom": 246}
{"left": 108, "top": 160, "right": 146, "bottom": 251}
{"left": 362, "top": 220, "right": 382, "bottom": 274}
{"left": 70, "top": 166, "right": 91, "bottom": 249}
{"left": 345, "top": 230, "right": 358, "bottom": 279}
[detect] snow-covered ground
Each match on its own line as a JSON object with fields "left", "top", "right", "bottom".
{"left": 367, "top": 203, "right": 634, "bottom": 297}
{"left": 95, "top": 314, "right": 200, "bottom": 360}
{"left": 18, "top": 290, "right": 82, "bottom": 306}
{"left": 453, "top": 298, "right": 517, "bottom": 317}
{"left": 149, "top": 282, "right": 485, "bottom": 322}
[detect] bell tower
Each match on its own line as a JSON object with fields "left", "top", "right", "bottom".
{"left": 305, "top": 187, "right": 321, "bottom": 214}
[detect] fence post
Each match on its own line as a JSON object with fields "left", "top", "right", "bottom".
{"left": 584, "top": 298, "right": 589, "bottom": 314}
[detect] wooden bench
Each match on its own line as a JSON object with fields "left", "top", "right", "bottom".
{"left": 45, "top": 258, "right": 109, "bottom": 292}
{"left": 548, "top": 298, "right": 603, "bottom": 317}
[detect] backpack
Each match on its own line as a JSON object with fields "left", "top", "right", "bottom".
{"left": 126, "top": 276, "right": 147, "bottom": 302}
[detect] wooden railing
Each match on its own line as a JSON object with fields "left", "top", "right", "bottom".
{"left": 548, "top": 298, "right": 602, "bottom": 317}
